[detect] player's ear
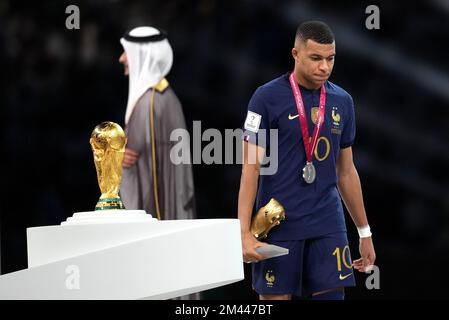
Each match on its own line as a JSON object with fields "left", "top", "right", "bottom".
{"left": 292, "top": 47, "right": 298, "bottom": 61}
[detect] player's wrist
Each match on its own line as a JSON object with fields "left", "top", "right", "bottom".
{"left": 357, "top": 225, "right": 372, "bottom": 238}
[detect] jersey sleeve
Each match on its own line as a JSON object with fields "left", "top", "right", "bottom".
{"left": 340, "top": 94, "right": 356, "bottom": 149}
{"left": 242, "top": 88, "right": 271, "bottom": 149}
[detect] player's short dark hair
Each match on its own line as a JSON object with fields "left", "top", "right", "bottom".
{"left": 296, "top": 21, "right": 334, "bottom": 44}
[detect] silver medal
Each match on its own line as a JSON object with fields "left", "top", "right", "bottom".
{"left": 302, "top": 162, "right": 316, "bottom": 184}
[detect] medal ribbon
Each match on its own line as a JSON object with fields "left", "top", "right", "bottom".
{"left": 288, "top": 72, "right": 326, "bottom": 163}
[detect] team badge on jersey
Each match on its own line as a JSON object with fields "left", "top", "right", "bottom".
{"left": 265, "top": 269, "right": 275, "bottom": 287}
{"left": 332, "top": 106, "right": 341, "bottom": 126}
{"left": 244, "top": 111, "right": 262, "bottom": 133}
{"left": 331, "top": 106, "right": 342, "bottom": 134}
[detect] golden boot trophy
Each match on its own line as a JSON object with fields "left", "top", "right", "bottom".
{"left": 90, "top": 121, "right": 127, "bottom": 210}
{"left": 250, "top": 198, "right": 286, "bottom": 240}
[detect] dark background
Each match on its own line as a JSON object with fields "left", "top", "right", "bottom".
{"left": 1, "top": 0, "right": 448, "bottom": 299}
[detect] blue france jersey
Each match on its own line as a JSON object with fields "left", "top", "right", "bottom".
{"left": 243, "top": 73, "right": 356, "bottom": 240}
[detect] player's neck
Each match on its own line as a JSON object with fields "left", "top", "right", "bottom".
{"left": 294, "top": 69, "right": 321, "bottom": 91}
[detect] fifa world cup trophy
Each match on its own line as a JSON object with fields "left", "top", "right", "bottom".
{"left": 89, "top": 121, "right": 127, "bottom": 210}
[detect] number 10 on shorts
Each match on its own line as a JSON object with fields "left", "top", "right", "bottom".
{"left": 332, "top": 245, "right": 352, "bottom": 271}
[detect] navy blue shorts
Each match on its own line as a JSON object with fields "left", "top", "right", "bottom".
{"left": 252, "top": 232, "right": 356, "bottom": 297}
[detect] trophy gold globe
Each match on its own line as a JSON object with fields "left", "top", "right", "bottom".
{"left": 89, "top": 121, "right": 127, "bottom": 210}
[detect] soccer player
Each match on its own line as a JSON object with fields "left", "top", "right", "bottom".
{"left": 238, "top": 21, "right": 376, "bottom": 300}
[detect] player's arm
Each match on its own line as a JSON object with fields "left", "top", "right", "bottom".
{"left": 336, "top": 146, "right": 376, "bottom": 272}
{"left": 238, "top": 141, "right": 266, "bottom": 263}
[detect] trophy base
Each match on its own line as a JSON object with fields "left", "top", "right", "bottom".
{"left": 61, "top": 209, "right": 157, "bottom": 226}
{"left": 95, "top": 197, "right": 125, "bottom": 210}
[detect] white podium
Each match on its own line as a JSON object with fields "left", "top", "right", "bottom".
{"left": 0, "top": 211, "right": 244, "bottom": 299}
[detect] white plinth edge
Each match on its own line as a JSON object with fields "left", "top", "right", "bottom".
{"left": 61, "top": 209, "right": 157, "bottom": 226}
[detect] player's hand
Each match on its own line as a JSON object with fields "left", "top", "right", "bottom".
{"left": 353, "top": 236, "right": 376, "bottom": 272}
{"left": 123, "top": 148, "right": 139, "bottom": 168}
{"left": 241, "top": 232, "right": 265, "bottom": 264}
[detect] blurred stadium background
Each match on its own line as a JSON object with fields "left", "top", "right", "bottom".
{"left": 1, "top": 0, "right": 448, "bottom": 299}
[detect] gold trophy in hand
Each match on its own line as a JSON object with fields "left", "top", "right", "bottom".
{"left": 90, "top": 121, "right": 127, "bottom": 210}
{"left": 250, "top": 198, "right": 286, "bottom": 240}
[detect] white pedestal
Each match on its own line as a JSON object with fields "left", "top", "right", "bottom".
{"left": 61, "top": 209, "right": 156, "bottom": 226}
{"left": 0, "top": 211, "right": 244, "bottom": 300}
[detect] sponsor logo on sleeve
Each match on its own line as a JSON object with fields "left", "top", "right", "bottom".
{"left": 244, "top": 111, "right": 262, "bottom": 133}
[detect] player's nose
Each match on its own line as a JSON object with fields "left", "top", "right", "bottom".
{"left": 318, "top": 60, "right": 330, "bottom": 73}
